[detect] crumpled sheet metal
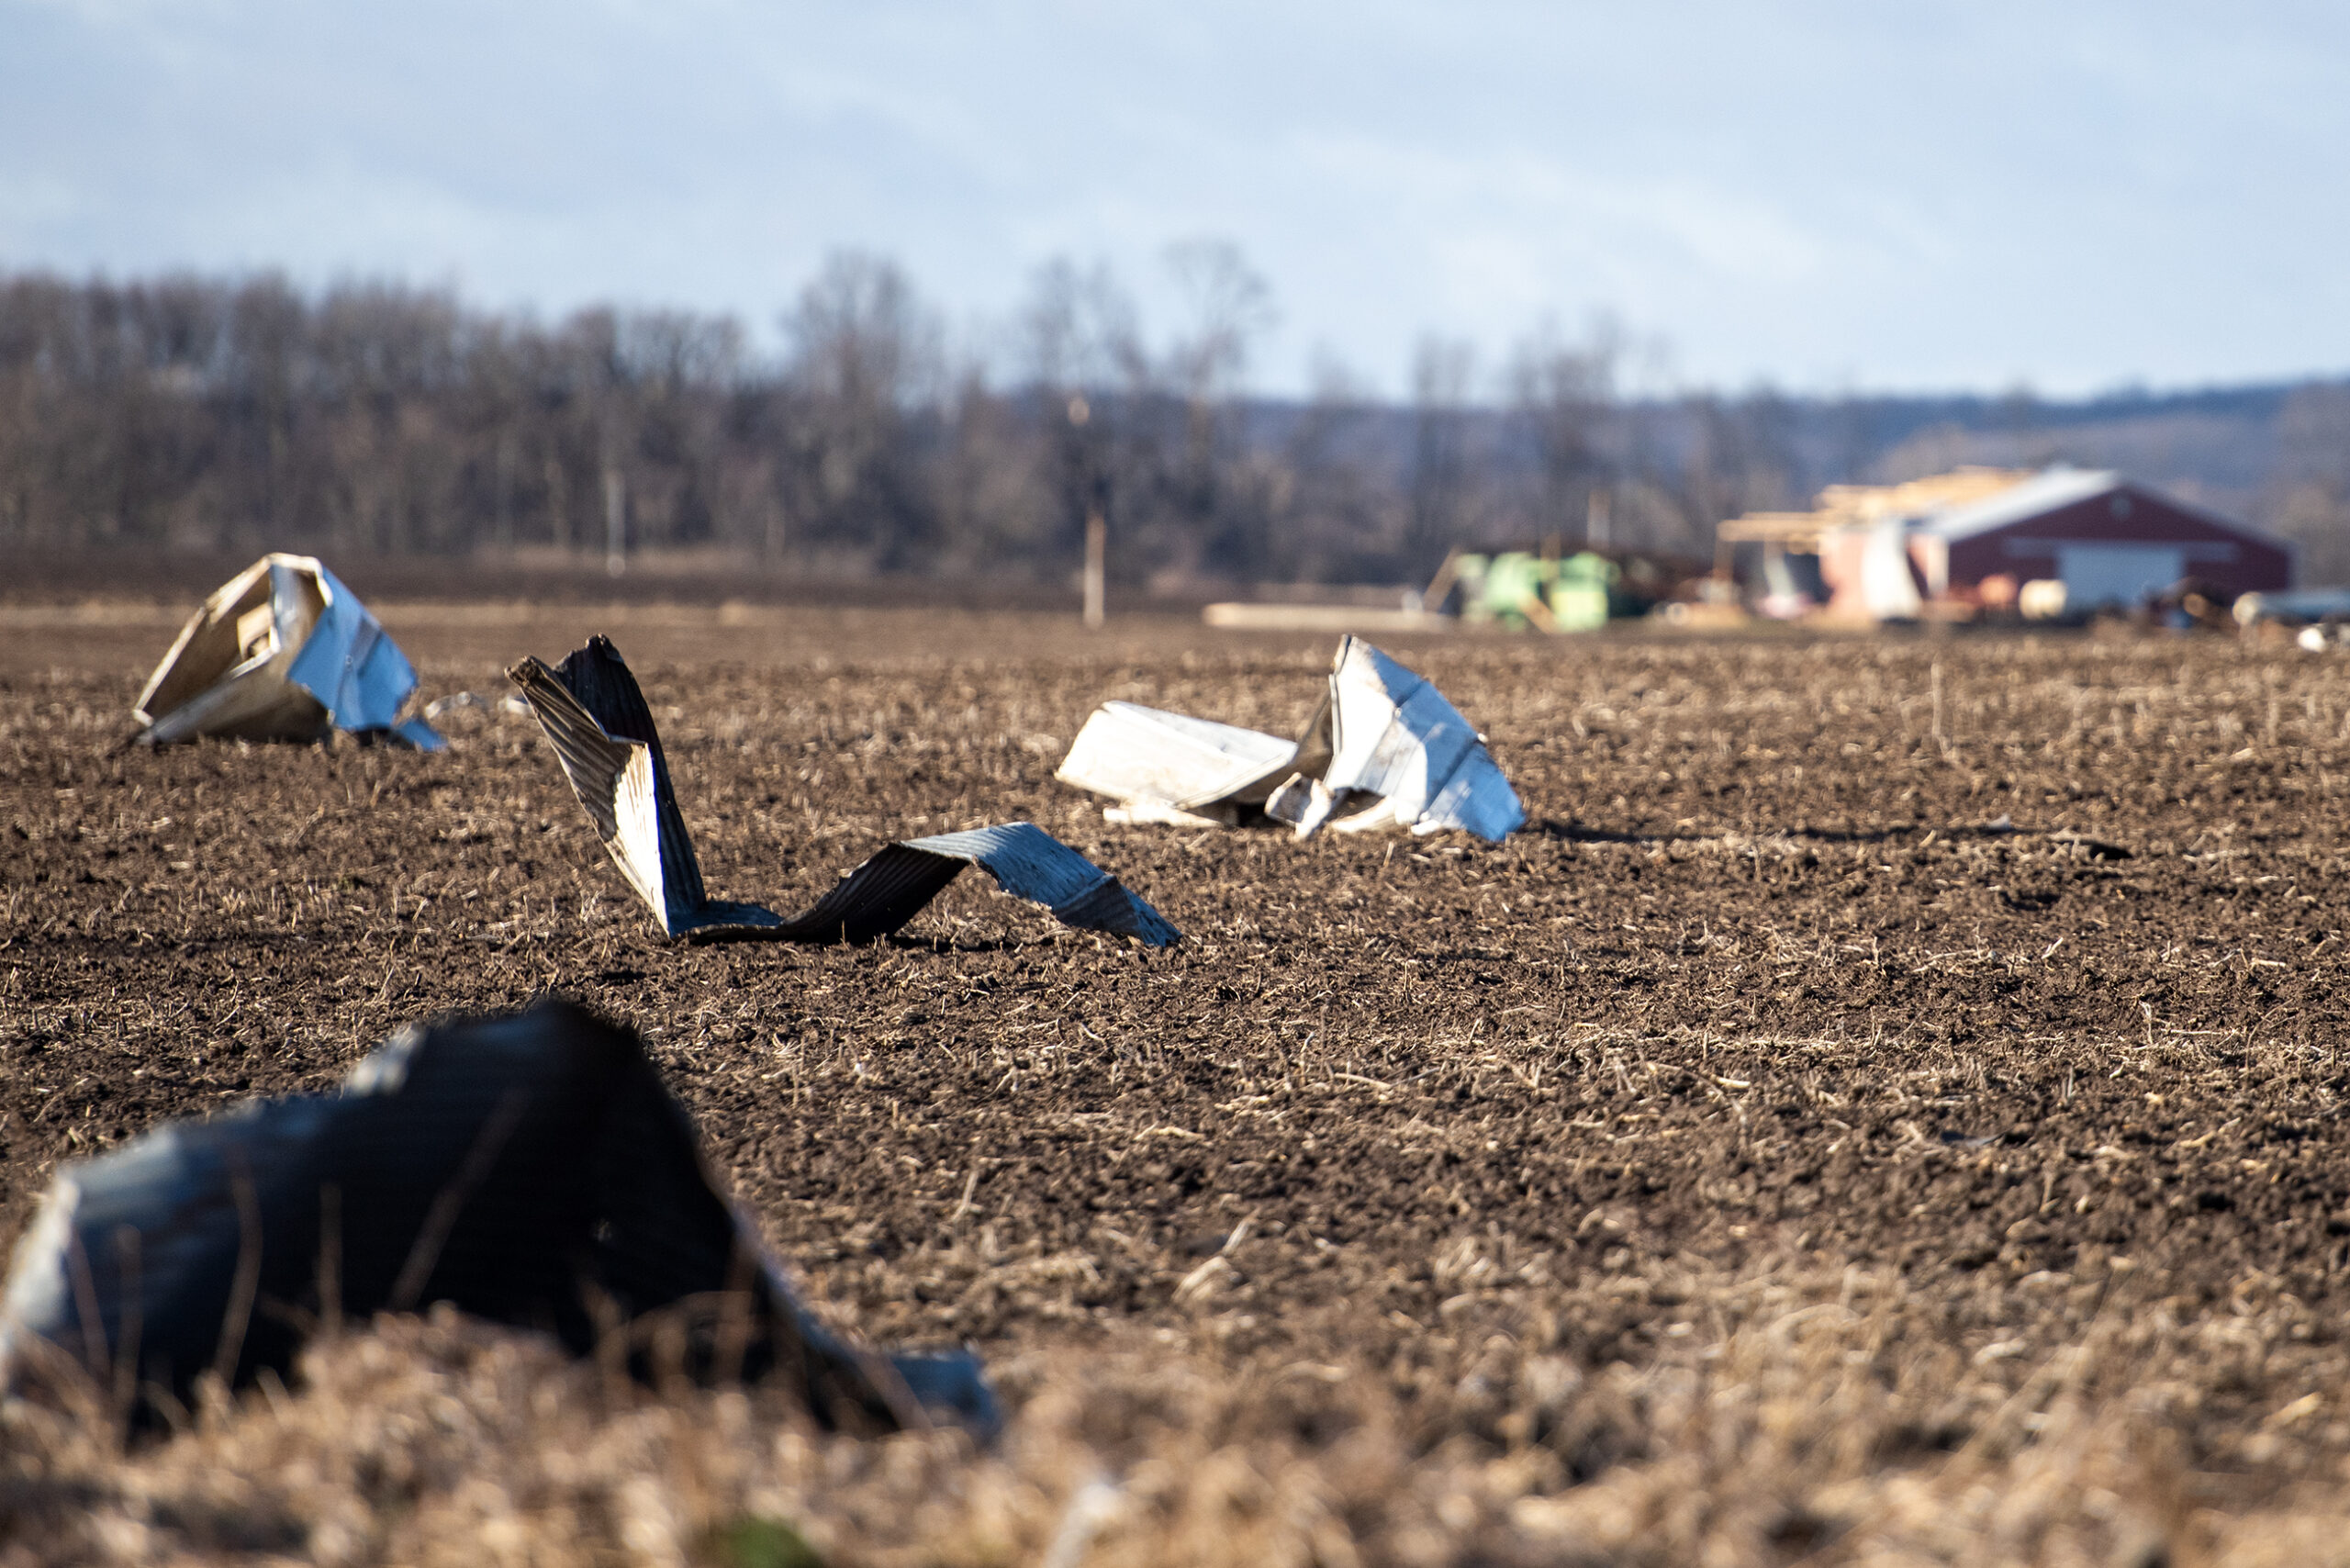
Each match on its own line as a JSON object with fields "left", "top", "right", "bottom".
{"left": 0, "top": 999, "right": 996, "bottom": 1439}
{"left": 1058, "top": 635, "right": 1524, "bottom": 843}
{"left": 1270, "top": 636, "right": 1527, "bottom": 842}
{"left": 508, "top": 637, "right": 1178, "bottom": 946}
{"left": 1053, "top": 701, "right": 1320, "bottom": 828}
{"left": 132, "top": 553, "right": 443, "bottom": 748}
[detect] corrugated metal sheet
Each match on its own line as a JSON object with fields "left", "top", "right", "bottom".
{"left": 509, "top": 638, "right": 1178, "bottom": 947}
{"left": 903, "top": 823, "right": 1181, "bottom": 947}
{"left": 509, "top": 642, "right": 709, "bottom": 928}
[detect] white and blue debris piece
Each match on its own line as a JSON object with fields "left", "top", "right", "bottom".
{"left": 1053, "top": 701, "right": 1322, "bottom": 829}
{"left": 1058, "top": 634, "right": 1524, "bottom": 843}
{"left": 132, "top": 553, "right": 443, "bottom": 748}
{"left": 0, "top": 999, "right": 996, "bottom": 1439}
{"left": 508, "top": 637, "right": 1178, "bottom": 946}
{"left": 1267, "top": 636, "right": 1526, "bottom": 842}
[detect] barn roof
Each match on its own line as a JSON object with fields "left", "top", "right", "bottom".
{"left": 1916, "top": 467, "right": 2122, "bottom": 541}
{"left": 1919, "top": 466, "right": 2290, "bottom": 549}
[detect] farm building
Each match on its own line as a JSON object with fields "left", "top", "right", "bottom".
{"left": 1914, "top": 467, "right": 2294, "bottom": 609}
{"left": 1719, "top": 467, "right": 2294, "bottom": 620}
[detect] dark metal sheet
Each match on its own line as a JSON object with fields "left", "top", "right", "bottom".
{"left": 0, "top": 1000, "right": 995, "bottom": 1439}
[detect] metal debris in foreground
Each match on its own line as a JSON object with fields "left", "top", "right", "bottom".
{"left": 1057, "top": 635, "right": 1525, "bottom": 842}
{"left": 0, "top": 999, "right": 995, "bottom": 1438}
{"left": 507, "top": 636, "right": 1179, "bottom": 946}
{"left": 131, "top": 553, "right": 443, "bottom": 748}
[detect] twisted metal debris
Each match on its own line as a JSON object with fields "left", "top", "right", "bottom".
{"left": 132, "top": 554, "right": 442, "bottom": 748}
{"left": 508, "top": 637, "right": 1178, "bottom": 946}
{"left": 1058, "top": 635, "right": 1524, "bottom": 842}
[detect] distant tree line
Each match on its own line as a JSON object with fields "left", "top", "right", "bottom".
{"left": 4, "top": 252, "right": 2343, "bottom": 586}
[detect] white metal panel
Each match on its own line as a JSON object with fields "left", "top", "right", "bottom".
{"left": 1054, "top": 700, "right": 1299, "bottom": 812}
{"left": 1314, "top": 637, "right": 1524, "bottom": 843}
{"left": 1859, "top": 518, "right": 1923, "bottom": 621}
{"left": 511, "top": 642, "right": 1179, "bottom": 946}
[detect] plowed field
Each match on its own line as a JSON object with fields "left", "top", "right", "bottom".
{"left": 6, "top": 604, "right": 2350, "bottom": 1565}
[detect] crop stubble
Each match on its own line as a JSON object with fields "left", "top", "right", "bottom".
{"left": 4, "top": 607, "right": 2350, "bottom": 1564}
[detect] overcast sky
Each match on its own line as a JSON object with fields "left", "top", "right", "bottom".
{"left": 5, "top": 0, "right": 2347, "bottom": 398}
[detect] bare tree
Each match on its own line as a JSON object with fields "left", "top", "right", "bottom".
{"left": 1158, "top": 241, "right": 1275, "bottom": 579}
{"left": 2, "top": 258, "right": 2329, "bottom": 599}
{"left": 1271, "top": 353, "right": 1399, "bottom": 581}
{"left": 1017, "top": 257, "right": 1145, "bottom": 574}
{"left": 1406, "top": 336, "right": 1477, "bottom": 568}
{"left": 2266, "top": 385, "right": 2350, "bottom": 584}
{"left": 780, "top": 252, "right": 943, "bottom": 569}
{"left": 1017, "top": 257, "right": 1146, "bottom": 398}
{"left": 1507, "top": 315, "right": 1620, "bottom": 546}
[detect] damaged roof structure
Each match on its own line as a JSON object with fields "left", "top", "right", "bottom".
{"left": 132, "top": 554, "right": 443, "bottom": 749}
{"left": 508, "top": 637, "right": 1179, "bottom": 946}
{"left": 0, "top": 1000, "right": 995, "bottom": 1439}
{"left": 1718, "top": 467, "right": 2295, "bottom": 622}
{"left": 1057, "top": 635, "right": 1524, "bottom": 843}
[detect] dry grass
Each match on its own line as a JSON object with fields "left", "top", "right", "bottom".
{"left": 10, "top": 1245, "right": 2350, "bottom": 1566}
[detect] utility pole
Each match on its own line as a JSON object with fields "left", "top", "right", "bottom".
{"left": 1083, "top": 510, "right": 1105, "bottom": 629}
{"left": 494, "top": 431, "right": 516, "bottom": 550}
{"left": 1070, "top": 395, "right": 1105, "bottom": 629}
{"left": 545, "top": 458, "right": 570, "bottom": 552}
{"left": 603, "top": 466, "right": 626, "bottom": 577}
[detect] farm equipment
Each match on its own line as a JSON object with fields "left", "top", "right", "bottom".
{"left": 1452, "top": 550, "right": 1616, "bottom": 631}
{"left": 1440, "top": 548, "right": 1673, "bottom": 632}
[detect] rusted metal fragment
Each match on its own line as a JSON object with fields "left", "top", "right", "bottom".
{"left": 0, "top": 999, "right": 995, "bottom": 1439}
{"left": 132, "top": 553, "right": 443, "bottom": 748}
{"left": 509, "top": 637, "right": 1178, "bottom": 946}
{"left": 1059, "top": 635, "right": 1522, "bottom": 842}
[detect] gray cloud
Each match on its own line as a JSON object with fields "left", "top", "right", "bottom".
{"left": 3, "top": 0, "right": 2345, "bottom": 395}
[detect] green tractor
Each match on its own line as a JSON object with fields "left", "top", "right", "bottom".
{"left": 1450, "top": 549, "right": 1622, "bottom": 632}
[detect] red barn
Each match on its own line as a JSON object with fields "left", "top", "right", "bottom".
{"left": 1913, "top": 468, "right": 2292, "bottom": 609}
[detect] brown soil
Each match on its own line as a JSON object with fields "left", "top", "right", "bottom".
{"left": 6, "top": 608, "right": 2350, "bottom": 1564}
